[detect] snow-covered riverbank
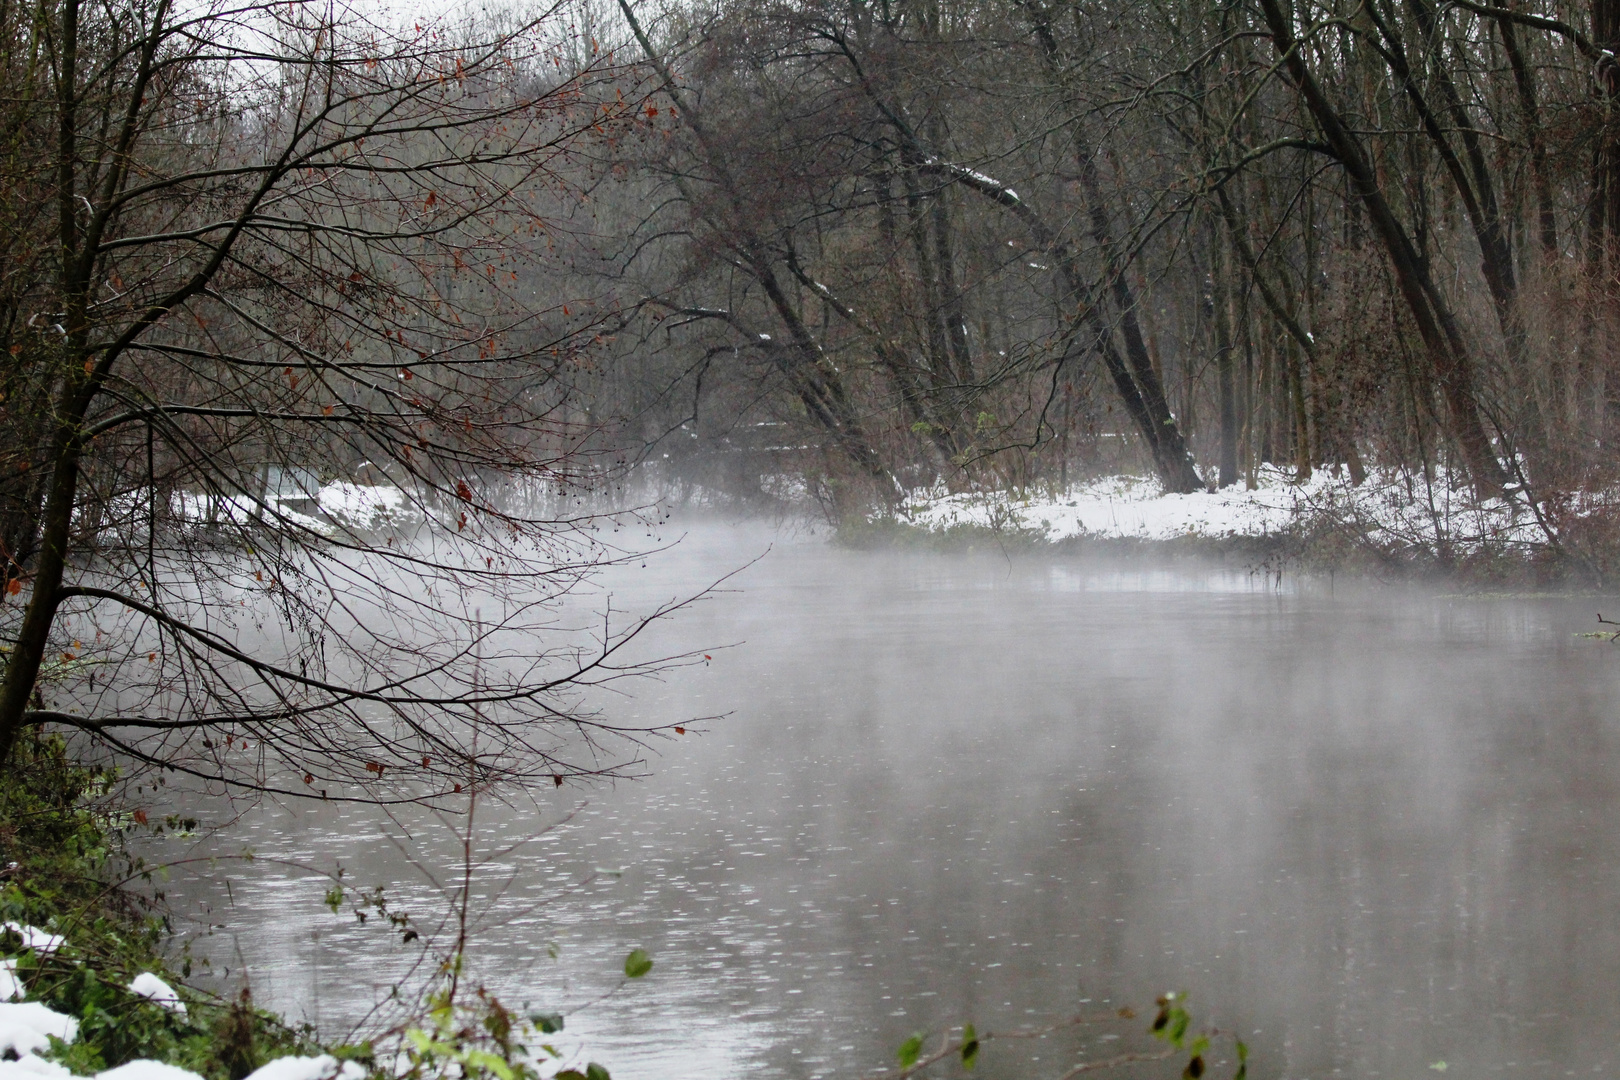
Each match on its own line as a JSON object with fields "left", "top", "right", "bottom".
{"left": 894, "top": 467, "right": 1563, "bottom": 554}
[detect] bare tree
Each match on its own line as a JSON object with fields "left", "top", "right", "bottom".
{"left": 0, "top": 0, "right": 700, "bottom": 798}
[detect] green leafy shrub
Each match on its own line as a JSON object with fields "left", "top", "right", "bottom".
{"left": 0, "top": 733, "right": 313, "bottom": 1078}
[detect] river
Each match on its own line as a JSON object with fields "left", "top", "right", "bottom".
{"left": 156, "top": 520, "right": 1620, "bottom": 1080}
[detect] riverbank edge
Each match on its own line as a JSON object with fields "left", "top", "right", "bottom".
{"left": 0, "top": 738, "right": 628, "bottom": 1080}
{"left": 837, "top": 514, "right": 1289, "bottom": 560}
{"left": 0, "top": 734, "right": 327, "bottom": 1080}
{"left": 834, "top": 508, "right": 1596, "bottom": 586}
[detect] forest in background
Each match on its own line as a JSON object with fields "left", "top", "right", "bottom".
{"left": 561, "top": 0, "right": 1620, "bottom": 525}
{"left": 13, "top": 0, "right": 1620, "bottom": 552}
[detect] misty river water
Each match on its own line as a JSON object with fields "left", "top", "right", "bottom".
{"left": 157, "top": 520, "right": 1620, "bottom": 1080}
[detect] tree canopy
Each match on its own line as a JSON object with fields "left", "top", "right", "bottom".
{"left": 0, "top": 0, "right": 699, "bottom": 798}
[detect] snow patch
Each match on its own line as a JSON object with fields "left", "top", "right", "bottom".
{"left": 898, "top": 467, "right": 1553, "bottom": 552}
{"left": 0, "top": 1002, "right": 78, "bottom": 1057}
{"left": 0, "top": 1054, "right": 71, "bottom": 1079}
{"left": 127, "top": 974, "right": 185, "bottom": 1016}
{"left": 94, "top": 1063, "right": 205, "bottom": 1080}
{"left": 0, "top": 959, "right": 24, "bottom": 1002}
{"left": 165, "top": 481, "right": 422, "bottom": 536}
{"left": 2, "top": 926, "right": 62, "bottom": 956}
{"left": 244, "top": 1055, "right": 365, "bottom": 1080}
{"left": 314, "top": 482, "right": 414, "bottom": 530}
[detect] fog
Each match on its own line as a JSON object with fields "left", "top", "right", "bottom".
{"left": 156, "top": 520, "right": 1620, "bottom": 1080}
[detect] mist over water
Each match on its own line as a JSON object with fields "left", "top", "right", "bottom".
{"left": 160, "top": 520, "right": 1620, "bottom": 1080}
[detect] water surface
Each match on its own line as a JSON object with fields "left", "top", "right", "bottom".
{"left": 159, "top": 523, "right": 1620, "bottom": 1080}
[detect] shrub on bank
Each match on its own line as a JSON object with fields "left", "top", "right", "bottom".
{"left": 845, "top": 470, "right": 1620, "bottom": 586}
{"left": 0, "top": 736, "right": 633, "bottom": 1080}
{"left": 0, "top": 734, "right": 314, "bottom": 1080}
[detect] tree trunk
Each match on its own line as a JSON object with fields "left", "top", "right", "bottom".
{"left": 1024, "top": 6, "right": 1203, "bottom": 493}
{"left": 1209, "top": 234, "right": 1240, "bottom": 487}
{"left": 1256, "top": 0, "right": 1507, "bottom": 492}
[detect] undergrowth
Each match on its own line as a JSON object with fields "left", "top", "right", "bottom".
{"left": 836, "top": 513, "right": 1293, "bottom": 567}
{"left": 837, "top": 503, "right": 1620, "bottom": 588}
{"left": 0, "top": 733, "right": 314, "bottom": 1078}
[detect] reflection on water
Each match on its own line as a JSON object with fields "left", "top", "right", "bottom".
{"left": 156, "top": 522, "right": 1620, "bottom": 1080}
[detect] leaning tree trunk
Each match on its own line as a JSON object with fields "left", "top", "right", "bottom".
{"left": 1023, "top": 4, "right": 1204, "bottom": 493}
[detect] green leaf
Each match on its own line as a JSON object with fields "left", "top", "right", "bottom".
{"left": 623, "top": 948, "right": 653, "bottom": 979}
{"left": 463, "top": 1049, "right": 516, "bottom": 1080}
{"left": 960, "top": 1024, "right": 979, "bottom": 1071}
{"left": 404, "top": 1029, "right": 459, "bottom": 1061}
{"left": 1235, "top": 1040, "right": 1248, "bottom": 1064}
{"left": 529, "top": 1012, "right": 564, "bottom": 1035}
{"left": 556, "top": 1071, "right": 587, "bottom": 1080}
{"left": 897, "top": 1033, "right": 925, "bottom": 1070}
{"left": 585, "top": 1064, "right": 611, "bottom": 1080}
{"left": 1189, "top": 1036, "right": 1210, "bottom": 1059}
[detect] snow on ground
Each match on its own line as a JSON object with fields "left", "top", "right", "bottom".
{"left": 168, "top": 481, "right": 420, "bottom": 534}
{"left": 0, "top": 1055, "right": 70, "bottom": 1079}
{"left": 0, "top": 1011, "right": 362, "bottom": 1080}
{"left": 0, "top": 1063, "right": 362, "bottom": 1080}
{"left": 0, "top": 960, "right": 22, "bottom": 1003}
{"left": 899, "top": 466, "right": 1553, "bottom": 551}
{"left": 0, "top": 946, "right": 359, "bottom": 1080}
{"left": 0, "top": 1002, "right": 78, "bottom": 1057}
{"left": 3, "top": 926, "right": 62, "bottom": 957}
{"left": 157, "top": 478, "right": 435, "bottom": 540}
{"left": 93, "top": 1064, "right": 206, "bottom": 1080}
{"left": 239, "top": 1056, "right": 364, "bottom": 1080}
{"left": 311, "top": 482, "right": 415, "bottom": 530}
{"left": 126, "top": 975, "right": 184, "bottom": 1016}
